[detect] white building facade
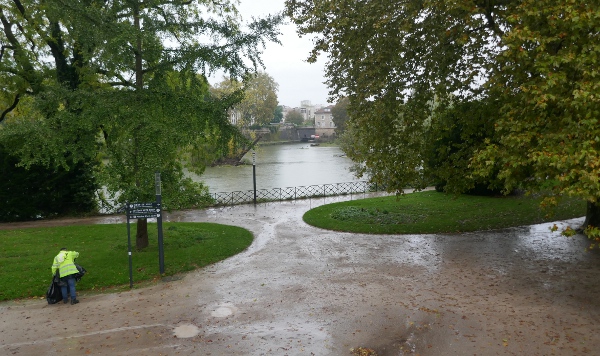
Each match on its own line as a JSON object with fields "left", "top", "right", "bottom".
{"left": 314, "top": 105, "right": 335, "bottom": 128}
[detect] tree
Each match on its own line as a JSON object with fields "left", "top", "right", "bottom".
{"left": 286, "top": 0, "right": 503, "bottom": 191}
{"left": 331, "top": 97, "right": 350, "bottom": 135}
{"left": 213, "top": 71, "right": 279, "bottom": 127}
{"left": 286, "top": 0, "right": 600, "bottom": 230}
{"left": 273, "top": 105, "right": 284, "bottom": 123}
{"left": 0, "top": 142, "right": 97, "bottom": 222}
{"left": 474, "top": 0, "right": 600, "bottom": 229}
{"left": 94, "top": 73, "right": 240, "bottom": 248}
{"left": 424, "top": 98, "right": 503, "bottom": 195}
{"left": 1, "top": 1, "right": 284, "bottom": 247}
{"left": 0, "top": 1, "right": 106, "bottom": 214}
{"left": 285, "top": 110, "right": 304, "bottom": 126}
{"left": 0, "top": 85, "right": 97, "bottom": 220}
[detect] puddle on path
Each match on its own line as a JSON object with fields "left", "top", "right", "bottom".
{"left": 173, "top": 324, "right": 200, "bottom": 338}
{"left": 211, "top": 303, "right": 238, "bottom": 318}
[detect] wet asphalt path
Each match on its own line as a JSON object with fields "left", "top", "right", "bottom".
{"left": 1, "top": 194, "right": 600, "bottom": 355}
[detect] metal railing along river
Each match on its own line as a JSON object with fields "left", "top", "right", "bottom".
{"left": 210, "top": 181, "right": 385, "bottom": 206}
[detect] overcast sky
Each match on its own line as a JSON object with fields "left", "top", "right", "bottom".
{"left": 214, "top": 0, "right": 330, "bottom": 108}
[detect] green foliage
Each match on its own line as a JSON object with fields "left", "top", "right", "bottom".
{"left": 425, "top": 98, "right": 503, "bottom": 195}
{"left": 273, "top": 106, "right": 284, "bottom": 123}
{"left": 339, "top": 97, "right": 431, "bottom": 191}
{"left": 285, "top": 110, "right": 305, "bottom": 126}
{"left": 331, "top": 97, "right": 350, "bottom": 135}
{"left": 286, "top": 0, "right": 503, "bottom": 193}
{"left": 0, "top": 144, "right": 98, "bottom": 221}
{"left": 0, "top": 222, "right": 253, "bottom": 301}
{"left": 286, "top": 0, "right": 600, "bottom": 230}
{"left": 1, "top": 0, "right": 284, "bottom": 218}
{"left": 0, "top": 85, "right": 104, "bottom": 170}
{"left": 212, "top": 72, "right": 280, "bottom": 127}
{"left": 93, "top": 73, "right": 229, "bottom": 210}
{"left": 584, "top": 226, "right": 600, "bottom": 249}
{"left": 474, "top": 0, "right": 600, "bottom": 203}
{"left": 303, "top": 191, "right": 586, "bottom": 234}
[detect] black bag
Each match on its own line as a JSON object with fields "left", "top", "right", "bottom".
{"left": 46, "top": 274, "right": 63, "bottom": 304}
{"left": 74, "top": 264, "right": 87, "bottom": 282}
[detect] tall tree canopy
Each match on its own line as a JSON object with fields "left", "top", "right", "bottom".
{"left": 286, "top": 0, "right": 600, "bottom": 228}
{"left": 212, "top": 71, "right": 279, "bottom": 127}
{"left": 285, "top": 110, "right": 304, "bottom": 126}
{"left": 1, "top": 1, "right": 283, "bottom": 236}
{"left": 331, "top": 97, "right": 350, "bottom": 135}
{"left": 273, "top": 105, "right": 284, "bottom": 123}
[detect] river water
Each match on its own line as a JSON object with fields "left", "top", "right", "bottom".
{"left": 188, "top": 143, "right": 362, "bottom": 193}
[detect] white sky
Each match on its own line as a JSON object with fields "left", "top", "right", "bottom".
{"left": 211, "top": 0, "right": 330, "bottom": 108}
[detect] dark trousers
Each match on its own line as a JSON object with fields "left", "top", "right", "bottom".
{"left": 60, "top": 276, "right": 76, "bottom": 301}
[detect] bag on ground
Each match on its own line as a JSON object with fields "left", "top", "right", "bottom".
{"left": 46, "top": 274, "right": 62, "bottom": 304}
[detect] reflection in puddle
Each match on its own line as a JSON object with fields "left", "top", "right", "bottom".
{"left": 515, "top": 218, "right": 587, "bottom": 262}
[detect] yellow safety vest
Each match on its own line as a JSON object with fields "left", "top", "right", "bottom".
{"left": 51, "top": 251, "right": 80, "bottom": 278}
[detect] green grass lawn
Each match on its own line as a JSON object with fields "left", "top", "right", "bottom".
{"left": 0, "top": 222, "right": 252, "bottom": 301}
{"left": 303, "top": 191, "right": 586, "bottom": 234}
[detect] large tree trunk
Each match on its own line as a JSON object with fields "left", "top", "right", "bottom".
{"left": 136, "top": 218, "right": 149, "bottom": 250}
{"left": 583, "top": 201, "right": 600, "bottom": 230}
{"left": 133, "top": 2, "right": 148, "bottom": 251}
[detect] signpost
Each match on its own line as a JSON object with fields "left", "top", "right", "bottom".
{"left": 252, "top": 150, "right": 256, "bottom": 205}
{"left": 155, "top": 172, "right": 165, "bottom": 275}
{"left": 124, "top": 172, "right": 165, "bottom": 288}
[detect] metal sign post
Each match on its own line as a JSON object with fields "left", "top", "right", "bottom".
{"left": 126, "top": 202, "right": 133, "bottom": 288}
{"left": 155, "top": 172, "right": 165, "bottom": 274}
{"left": 124, "top": 175, "right": 165, "bottom": 287}
{"left": 252, "top": 150, "right": 256, "bottom": 205}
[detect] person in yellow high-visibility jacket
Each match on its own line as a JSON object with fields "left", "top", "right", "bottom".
{"left": 51, "top": 248, "right": 80, "bottom": 305}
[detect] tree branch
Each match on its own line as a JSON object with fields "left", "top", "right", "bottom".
{"left": 479, "top": 0, "right": 506, "bottom": 38}
{"left": 11, "top": 0, "right": 26, "bottom": 16}
{"left": 0, "top": 94, "right": 21, "bottom": 124}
